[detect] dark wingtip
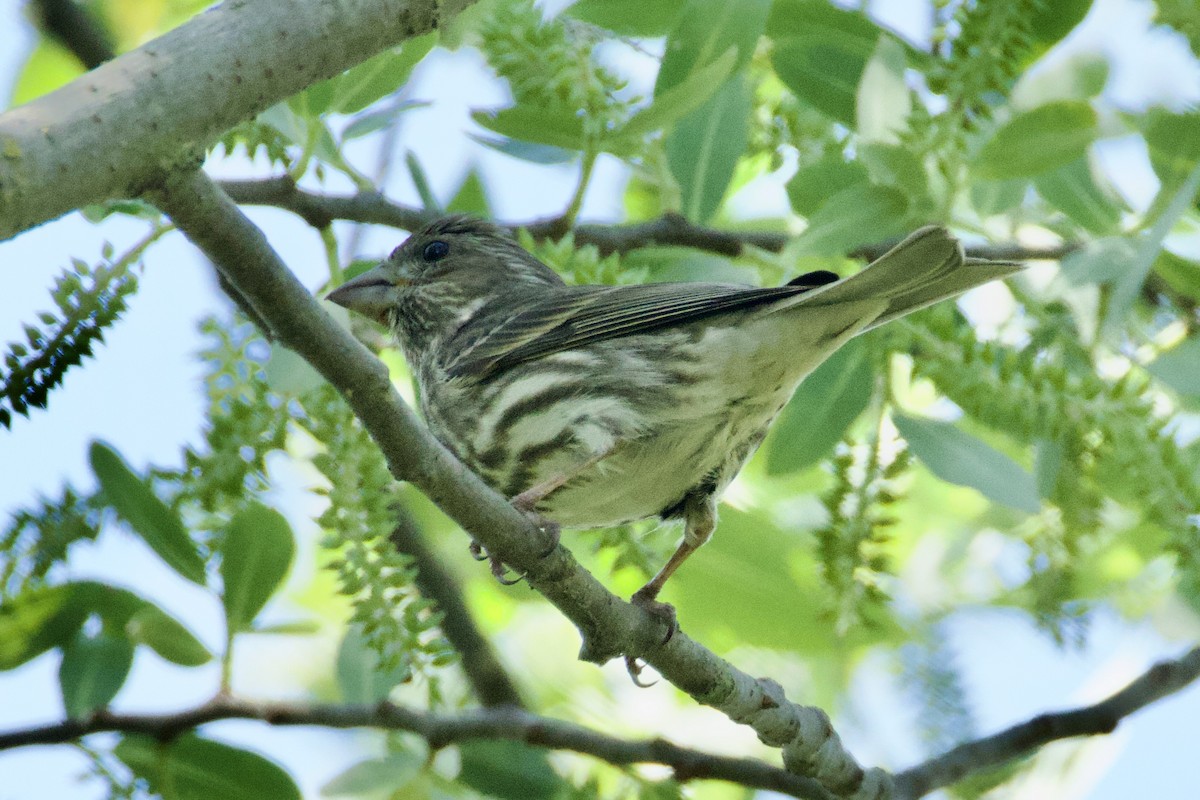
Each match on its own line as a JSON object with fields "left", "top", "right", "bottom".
{"left": 787, "top": 269, "right": 840, "bottom": 288}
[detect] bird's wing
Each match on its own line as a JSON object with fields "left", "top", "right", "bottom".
{"left": 444, "top": 278, "right": 831, "bottom": 380}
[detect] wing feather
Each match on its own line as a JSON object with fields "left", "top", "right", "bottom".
{"left": 445, "top": 282, "right": 804, "bottom": 379}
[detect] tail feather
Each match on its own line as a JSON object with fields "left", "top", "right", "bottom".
{"left": 863, "top": 255, "right": 1022, "bottom": 332}
{"left": 779, "top": 226, "right": 1022, "bottom": 330}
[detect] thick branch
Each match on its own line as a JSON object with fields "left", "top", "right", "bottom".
{"left": 893, "top": 645, "right": 1200, "bottom": 799}
{"left": 389, "top": 510, "right": 526, "bottom": 709}
{"left": 0, "top": 0, "right": 474, "bottom": 240}
{"left": 218, "top": 177, "right": 1080, "bottom": 262}
{"left": 0, "top": 698, "right": 833, "bottom": 799}
{"left": 148, "top": 168, "right": 888, "bottom": 800}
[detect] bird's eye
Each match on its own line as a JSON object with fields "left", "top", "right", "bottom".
{"left": 423, "top": 241, "right": 450, "bottom": 262}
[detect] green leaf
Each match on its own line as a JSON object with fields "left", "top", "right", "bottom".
{"left": 0, "top": 585, "right": 88, "bottom": 670}
{"left": 342, "top": 101, "right": 430, "bottom": 141}
{"left": 1060, "top": 237, "right": 1137, "bottom": 286}
{"left": 792, "top": 182, "right": 910, "bottom": 256}
{"left": 89, "top": 441, "right": 205, "bottom": 585}
{"left": 321, "top": 752, "right": 422, "bottom": 797}
{"left": 126, "top": 606, "right": 212, "bottom": 667}
{"left": 1105, "top": 162, "right": 1200, "bottom": 333}
{"left": 1034, "top": 155, "right": 1122, "bottom": 234}
{"left": 893, "top": 414, "right": 1040, "bottom": 513}
{"left": 300, "top": 35, "right": 437, "bottom": 117}
{"left": 769, "top": 1, "right": 882, "bottom": 124}
{"left": 1028, "top": 0, "right": 1093, "bottom": 49}
{"left": 86, "top": 581, "right": 212, "bottom": 664}
{"left": 974, "top": 101, "right": 1098, "bottom": 179}
{"left": 0, "top": 581, "right": 210, "bottom": 670}
{"left": 331, "top": 34, "right": 437, "bottom": 114}
{"left": 220, "top": 504, "right": 294, "bottom": 635}
{"left": 632, "top": 247, "right": 744, "bottom": 283}
{"left": 336, "top": 625, "right": 410, "bottom": 704}
{"left": 1012, "top": 52, "right": 1108, "bottom": 108}
{"left": 613, "top": 48, "right": 736, "bottom": 145}
{"left": 1144, "top": 110, "right": 1200, "bottom": 192}
{"left": 856, "top": 35, "right": 910, "bottom": 143}
{"left": 59, "top": 632, "right": 134, "bottom": 719}
{"left": 1035, "top": 439, "right": 1065, "bottom": 500}
{"left": 447, "top": 169, "right": 492, "bottom": 217}
{"left": 469, "top": 134, "right": 577, "bottom": 165}
{"left": 666, "top": 73, "right": 753, "bottom": 223}
{"left": 766, "top": 337, "right": 874, "bottom": 474}
{"left": 266, "top": 344, "right": 325, "bottom": 398}
{"left": 1155, "top": 249, "right": 1200, "bottom": 301}
{"left": 858, "top": 143, "right": 930, "bottom": 202}
{"left": 471, "top": 106, "right": 589, "bottom": 153}
{"left": 566, "top": 0, "right": 684, "bottom": 36}
{"left": 11, "top": 39, "right": 85, "bottom": 106}
{"left": 655, "top": 0, "right": 769, "bottom": 95}
{"left": 786, "top": 157, "right": 869, "bottom": 217}
{"left": 1150, "top": 337, "right": 1200, "bottom": 397}
{"left": 458, "top": 741, "right": 563, "bottom": 800}
{"left": 249, "top": 619, "right": 321, "bottom": 635}
{"left": 405, "top": 151, "right": 441, "bottom": 213}
{"left": 671, "top": 506, "right": 901, "bottom": 651}
{"left": 115, "top": 734, "right": 301, "bottom": 800}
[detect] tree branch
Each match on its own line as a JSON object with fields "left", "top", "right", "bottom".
{"left": 388, "top": 509, "right": 527, "bottom": 709}
{"left": 0, "top": 698, "right": 835, "bottom": 799}
{"left": 218, "top": 176, "right": 1080, "bottom": 262}
{"left": 147, "top": 167, "right": 889, "bottom": 800}
{"left": 893, "top": 645, "right": 1200, "bottom": 799}
{"left": 0, "top": 0, "right": 476, "bottom": 240}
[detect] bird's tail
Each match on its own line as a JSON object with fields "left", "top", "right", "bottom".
{"left": 783, "top": 226, "right": 1023, "bottom": 331}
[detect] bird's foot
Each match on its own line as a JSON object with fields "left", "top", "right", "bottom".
{"left": 631, "top": 586, "right": 678, "bottom": 645}
{"left": 509, "top": 495, "right": 561, "bottom": 559}
{"left": 467, "top": 540, "right": 524, "bottom": 585}
{"left": 623, "top": 586, "right": 679, "bottom": 686}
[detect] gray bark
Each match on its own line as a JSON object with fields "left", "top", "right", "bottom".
{"left": 0, "top": 0, "right": 471, "bottom": 240}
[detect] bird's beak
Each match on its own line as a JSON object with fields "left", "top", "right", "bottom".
{"left": 326, "top": 263, "right": 407, "bottom": 324}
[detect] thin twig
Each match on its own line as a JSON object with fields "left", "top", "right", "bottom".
{"left": 0, "top": 698, "right": 835, "bottom": 800}
{"left": 893, "top": 645, "right": 1200, "bottom": 799}
{"left": 218, "top": 177, "right": 1079, "bottom": 262}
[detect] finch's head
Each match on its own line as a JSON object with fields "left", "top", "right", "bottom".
{"left": 326, "top": 215, "right": 562, "bottom": 331}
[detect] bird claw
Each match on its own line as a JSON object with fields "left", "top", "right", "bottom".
{"left": 622, "top": 588, "right": 679, "bottom": 687}
{"left": 491, "top": 555, "right": 524, "bottom": 585}
{"left": 624, "top": 655, "right": 657, "bottom": 687}
{"left": 508, "top": 495, "right": 561, "bottom": 559}
{"left": 631, "top": 587, "right": 678, "bottom": 645}
{"left": 469, "top": 540, "right": 524, "bottom": 585}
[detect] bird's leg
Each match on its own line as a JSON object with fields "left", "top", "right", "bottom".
{"left": 625, "top": 494, "right": 716, "bottom": 685}
{"left": 633, "top": 495, "right": 716, "bottom": 636}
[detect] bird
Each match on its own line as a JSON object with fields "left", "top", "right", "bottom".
{"left": 327, "top": 215, "right": 1020, "bottom": 629}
